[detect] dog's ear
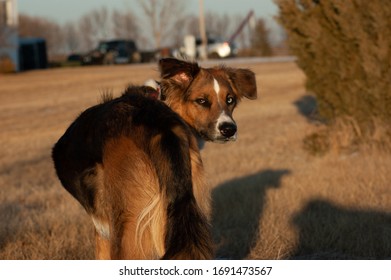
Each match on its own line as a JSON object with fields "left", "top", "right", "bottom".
{"left": 159, "top": 58, "right": 200, "bottom": 87}
{"left": 225, "top": 68, "right": 257, "bottom": 100}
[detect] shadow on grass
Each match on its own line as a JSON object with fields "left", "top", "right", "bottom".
{"left": 293, "top": 95, "right": 327, "bottom": 124}
{"left": 211, "top": 169, "right": 291, "bottom": 259}
{"left": 291, "top": 199, "right": 391, "bottom": 259}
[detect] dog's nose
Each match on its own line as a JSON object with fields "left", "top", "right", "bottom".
{"left": 219, "top": 122, "right": 237, "bottom": 138}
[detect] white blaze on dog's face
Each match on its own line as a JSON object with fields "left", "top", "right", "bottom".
{"left": 187, "top": 72, "right": 240, "bottom": 143}
{"left": 159, "top": 58, "right": 257, "bottom": 143}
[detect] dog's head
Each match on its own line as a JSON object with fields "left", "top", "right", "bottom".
{"left": 159, "top": 58, "right": 257, "bottom": 143}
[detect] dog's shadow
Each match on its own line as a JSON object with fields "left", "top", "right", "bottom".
{"left": 211, "top": 169, "right": 290, "bottom": 259}
{"left": 291, "top": 199, "right": 391, "bottom": 259}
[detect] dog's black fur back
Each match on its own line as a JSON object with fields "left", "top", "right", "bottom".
{"left": 52, "top": 85, "right": 213, "bottom": 259}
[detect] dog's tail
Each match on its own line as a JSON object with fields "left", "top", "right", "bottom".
{"left": 149, "top": 124, "right": 213, "bottom": 260}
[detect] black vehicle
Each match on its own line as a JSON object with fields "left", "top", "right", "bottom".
{"left": 81, "top": 39, "right": 141, "bottom": 65}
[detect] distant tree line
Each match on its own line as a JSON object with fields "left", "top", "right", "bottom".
{"left": 16, "top": 0, "right": 274, "bottom": 59}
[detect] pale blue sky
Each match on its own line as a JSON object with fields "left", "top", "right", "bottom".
{"left": 18, "top": 0, "right": 279, "bottom": 24}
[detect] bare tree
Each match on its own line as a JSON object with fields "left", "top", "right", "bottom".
{"left": 78, "top": 15, "right": 95, "bottom": 51}
{"left": 76, "top": 7, "right": 142, "bottom": 51}
{"left": 186, "top": 15, "right": 199, "bottom": 36}
{"left": 250, "top": 18, "right": 272, "bottom": 56}
{"left": 204, "top": 12, "right": 232, "bottom": 38}
{"left": 62, "top": 22, "right": 80, "bottom": 53}
{"left": 178, "top": 13, "right": 242, "bottom": 41}
{"left": 137, "top": 0, "right": 187, "bottom": 49}
{"left": 170, "top": 17, "right": 188, "bottom": 48}
{"left": 112, "top": 9, "right": 139, "bottom": 40}
{"left": 18, "top": 14, "right": 65, "bottom": 57}
{"left": 78, "top": 7, "right": 112, "bottom": 51}
{"left": 91, "top": 7, "right": 111, "bottom": 39}
{"left": 198, "top": 12, "right": 245, "bottom": 42}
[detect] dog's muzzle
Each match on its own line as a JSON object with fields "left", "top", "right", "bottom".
{"left": 219, "top": 122, "right": 237, "bottom": 138}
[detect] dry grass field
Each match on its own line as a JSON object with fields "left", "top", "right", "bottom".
{"left": 1, "top": 60, "right": 390, "bottom": 260}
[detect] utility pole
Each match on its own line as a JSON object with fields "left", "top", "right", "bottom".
{"left": 198, "top": 0, "right": 208, "bottom": 60}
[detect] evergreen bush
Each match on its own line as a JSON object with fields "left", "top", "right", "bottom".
{"left": 275, "top": 0, "right": 391, "bottom": 152}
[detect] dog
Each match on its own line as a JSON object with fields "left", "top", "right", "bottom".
{"left": 52, "top": 58, "right": 257, "bottom": 259}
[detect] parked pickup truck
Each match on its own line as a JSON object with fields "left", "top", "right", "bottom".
{"left": 81, "top": 39, "right": 141, "bottom": 65}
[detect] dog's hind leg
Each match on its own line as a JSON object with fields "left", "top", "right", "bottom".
{"left": 149, "top": 125, "right": 213, "bottom": 259}
{"left": 95, "top": 231, "right": 111, "bottom": 259}
{"left": 91, "top": 215, "right": 111, "bottom": 259}
{"left": 109, "top": 206, "right": 164, "bottom": 260}
{"left": 102, "top": 137, "right": 166, "bottom": 259}
{"left": 109, "top": 217, "right": 141, "bottom": 259}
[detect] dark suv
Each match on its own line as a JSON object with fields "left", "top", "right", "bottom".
{"left": 82, "top": 39, "right": 141, "bottom": 65}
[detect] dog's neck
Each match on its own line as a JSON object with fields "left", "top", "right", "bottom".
{"left": 145, "top": 79, "right": 207, "bottom": 151}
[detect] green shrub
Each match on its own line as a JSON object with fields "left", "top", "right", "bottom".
{"left": 275, "top": 0, "right": 391, "bottom": 150}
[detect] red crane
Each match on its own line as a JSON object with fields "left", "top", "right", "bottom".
{"left": 228, "top": 10, "right": 255, "bottom": 44}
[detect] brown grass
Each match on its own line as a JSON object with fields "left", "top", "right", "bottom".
{"left": 1, "top": 61, "right": 390, "bottom": 260}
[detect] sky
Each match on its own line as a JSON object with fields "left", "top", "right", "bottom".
{"left": 18, "top": 0, "right": 279, "bottom": 24}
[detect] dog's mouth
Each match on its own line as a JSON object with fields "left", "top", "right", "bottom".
{"left": 213, "top": 134, "right": 237, "bottom": 143}
{"left": 198, "top": 130, "right": 237, "bottom": 143}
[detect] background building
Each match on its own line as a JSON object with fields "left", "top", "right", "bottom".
{"left": 0, "top": 0, "right": 19, "bottom": 72}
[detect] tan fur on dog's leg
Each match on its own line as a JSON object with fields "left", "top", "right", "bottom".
{"left": 95, "top": 231, "right": 111, "bottom": 259}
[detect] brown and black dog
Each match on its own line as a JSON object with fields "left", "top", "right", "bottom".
{"left": 52, "top": 58, "right": 257, "bottom": 259}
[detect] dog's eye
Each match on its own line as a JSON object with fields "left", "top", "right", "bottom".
{"left": 226, "top": 96, "right": 235, "bottom": 105}
{"left": 196, "top": 98, "right": 209, "bottom": 107}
